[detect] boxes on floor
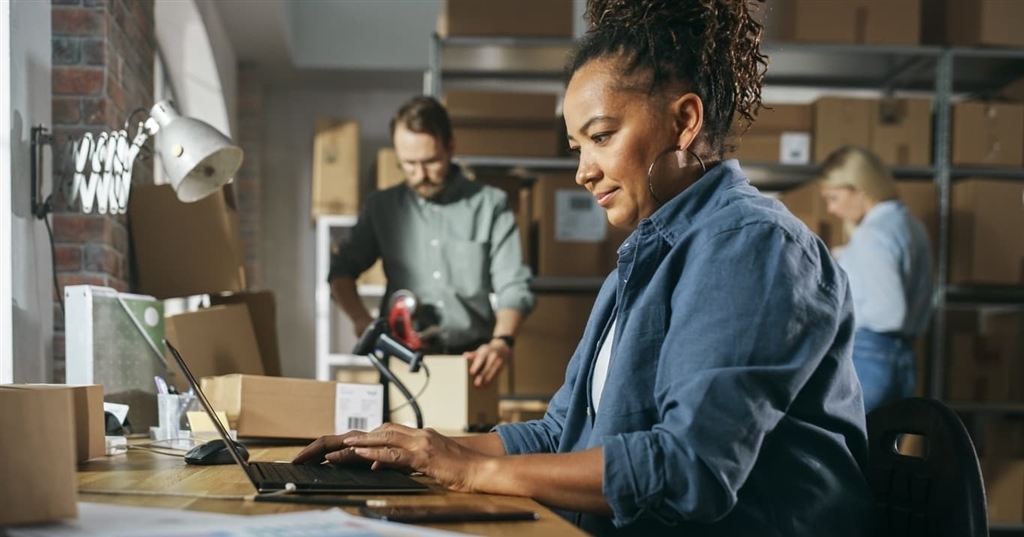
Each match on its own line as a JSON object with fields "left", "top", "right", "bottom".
{"left": 200, "top": 374, "right": 383, "bottom": 439}
{"left": 0, "top": 386, "right": 78, "bottom": 526}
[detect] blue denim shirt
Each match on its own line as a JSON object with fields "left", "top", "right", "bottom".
{"left": 838, "top": 200, "right": 933, "bottom": 337}
{"left": 495, "top": 161, "right": 873, "bottom": 537}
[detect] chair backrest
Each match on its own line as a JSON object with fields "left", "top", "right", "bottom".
{"left": 866, "top": 397, "right": 988, "bottom": 537}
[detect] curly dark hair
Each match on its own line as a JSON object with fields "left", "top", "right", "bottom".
{"left": 568, "top": 0, "right": 768, "bottom": 157}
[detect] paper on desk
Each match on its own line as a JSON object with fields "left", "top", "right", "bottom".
{"left": 7, "top": 504, "right": 480, "bottom": 537}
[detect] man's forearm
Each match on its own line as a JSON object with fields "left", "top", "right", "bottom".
{"left": 493, "top": 308, "right": 524, "bottom": 339}
{"left": 330, "top": 277, "right": 374, "bottom": 333}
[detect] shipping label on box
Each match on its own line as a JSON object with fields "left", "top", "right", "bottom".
{"left": 335, "top": 383, "right": 383, "bottom": 433}
{"left": 780, "top": 132, "right": 811, "bottom": 164}
{"left": 556, "top": 190, "right": 607, "bottom": 243}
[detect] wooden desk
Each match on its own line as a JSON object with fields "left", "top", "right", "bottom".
{"left": 77, "top": 444, "right": 587, "bottom": 537}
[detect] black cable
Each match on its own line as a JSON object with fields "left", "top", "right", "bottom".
{"left": 365, "top": 351, "right": 424, "bottom": 429}
{"left": 389, "top": 362, "right": 430, "bottom": 414}
{"left": 43, "top": 209, "right": 65, "bottom": 316}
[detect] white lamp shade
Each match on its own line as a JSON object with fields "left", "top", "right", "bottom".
{"left": 149, "top": 101, "right": 243, "bottom": 203}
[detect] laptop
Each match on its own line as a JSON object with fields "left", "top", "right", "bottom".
{"left": 165, "top": 340, "right": 428, "bottom": 494}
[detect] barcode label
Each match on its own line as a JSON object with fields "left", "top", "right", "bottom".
{"left": 335, "top": 383, "right": 383, "bottom": 434}
{"left": 555, "top": 190, "right": 607, "bottom": 243}
{"left": 347, "top": 416, "right": 368, "bottom": 431}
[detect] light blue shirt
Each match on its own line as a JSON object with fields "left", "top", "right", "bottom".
{"left": 838, "top": 200, "right": 933, "bottom": 336}
{"left": 494, "top": 160, "right": 872, "bottom": 536}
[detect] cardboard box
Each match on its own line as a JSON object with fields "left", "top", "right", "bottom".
{"left": 14, "top": 384, "right": 105, "bottom": 463}
{"left": 358, "top": 259, "right": 387, "bottom": 288}
{"left": 475, "top": 174, "right": 534, "bottom": 264}
{"left": 514, "top": 294, "right": 597, "bottom": 397}
{"left": 985, "top": 418, "right": 1024, "bottom": 458}
{"left": 129, "top": 184, "right": 245, "bottom": 300}
{"left": 952, "top": 102, "right": 1024, "bottom": 168}
{"left": 534, "top": 173, "right": 621, "bottom": 277}
{"left": 1003, "top": 76, "right": 1024, "bottom": 102}
{"left": 752, "top": 103, "right": 814, "bottom": 132}
{"left": 894, "top": 180, "right": 937, "bottom": 258}
{"left": 453, "top": 125, "right": 561, "bottom": 157}
{"left": 209, "top": 291, "right": 281, "bottom": 377}
{"left": 813, "top": 98, "right": 873, "bottom": 163}
{"left": 389, "top": 355, "right": 499, "bottom": 431}
{"left": 376, "top": 148, "right": 404, "bottom": 191}
{"left": 950, "top": 178, "right": 1024, "bottom": 285}
{"left": 946, "top": 332, "right": 1012, "bottom": 401}
{"left": 980, "top": 459, "right": 1024, "bottom": 523}
{"left": 165, "top": 304, "right": 266, "bottom": 394}
{"left": 312, "top": 119, "right": 360, "bottom": 219}
{"left": 923, "top": 0, "right": 1024, "bottom": 48}
{"left": 730, "top": 133, "right": 811, "bottom": 164}
{"left": 201, "top": 374, "right": 383, "bottom": 439}
{"left": 438, "top": 0, "right": 574, "bottom": 38}
{"left": 771, "top": 0, "right": 920, "bottom": 45}
{"left": 871, "top": 98, "right": 933, "bottom": 167}
{"left": 0, "top": 387, "right": 78, "bottom": 526}
{"left": 444, "top": 91, "right": 558, "bottom": 123}
{"left": 778, "top": 179, "right": 849, "bottom": 250}
{"left": 982, "top": 312, "right": 1024, "bottom": 402}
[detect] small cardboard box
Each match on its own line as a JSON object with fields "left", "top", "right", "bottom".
{"left": 979, "top": 458, "right": 1024, "bottom": 523}
{"left": 950, "top": 178, "right": 1024, "bottom": 285}
{"left": 730, "top": 133, "right": 811, "bottom": 164}
{"left": 871, "top": 97, "right": 933, "bottom": 167}
{"left": 376, "top": 148, "right": 405, "bottom": 191}
{"left": 129, "top": 184, "right": 245, "bottom": 300}
{"left": 437, "top": 0, "right": 574, "bottom": 38}
{"left": 312, "top": 119, "right": 360, "bottom": 219}
{"left": 813, "top": 97, "right": 873, "bottom": 163}
{"left": 923, "top": 0, "right": 1024, "bottom": 48}
{"left": 771, "top": 0, "right": 920, "bottom": 45}
{"left": 443, "top": 91, "right": 558, "bottom": 123}
{"left": 165, "top": 304, "right": 266, "bottom": 394}
{"left": 534, "top": 173, "right": 621, "bottom": 278}
{"left": 201, "top": 374, "right": 383, "bottom": 439}
{"left": 514, "top": 293, "right": 598, "bottom": 397}
{"left": 0, "top": 386, "right": 78, "bottom": 526}
{"left": 389, "top": 355, "right": 499, "bottom": 432}
{"left": 952, "top": 102, "right": 1024, "bottom": 168}
{"left": 209, "top": 291, "right": 282, "bottom": 377}
{"left": 14, "top": 385, "right": 104, "bottom": 462}
{"left": 453, "top": 125, "right": 561, "bottom": 157}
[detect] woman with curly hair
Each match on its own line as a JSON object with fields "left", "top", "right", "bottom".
{"left": 296, "top": 1, "right": 874, "bottom": 534}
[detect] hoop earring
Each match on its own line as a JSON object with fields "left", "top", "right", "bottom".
{"left": 646, "top": 145, "right": 707, "bottom": 206}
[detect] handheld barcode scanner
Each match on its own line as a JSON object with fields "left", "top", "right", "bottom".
{"left": 354, "top": 314, "right": 427, "bottom": 428}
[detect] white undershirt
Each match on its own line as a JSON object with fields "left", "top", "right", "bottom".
{"left": 591, "top": 318, "right": 617, "bottom": 413}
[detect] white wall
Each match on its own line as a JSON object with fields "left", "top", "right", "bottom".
{"left": 262, "top": 83, "right": 419, "bottom": 379}
{"left": 3, "top": 0, "right": 53, "bottom": 383}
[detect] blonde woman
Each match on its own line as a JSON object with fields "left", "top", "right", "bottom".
{"left": 820, "top": 146, "right": 933, "bottom": 412}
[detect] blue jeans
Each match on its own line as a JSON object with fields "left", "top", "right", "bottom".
{"left": 852, "top": 329, "right": 916, "bottom": 413}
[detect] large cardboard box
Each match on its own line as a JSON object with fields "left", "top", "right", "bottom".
{"left": 946, "top": 332, "right": 1013, "bottom": 401}
{"left": 813, "top": 98, "right": 873, "bottom": 163}
{"left": 376, "top": 147, "right": 404, "bottom": 191}
{"left": 201, "top": 374, "right": 383, "bottom": 439}
{"left": 752, "top": 103, "right": 814, "bottom": 132}
{"left": 771, "top": 0, "right": 921, "bottom": 45}
{"left": 952, "top": 102, "right": 1024, "bottom": 168}
{"left": 208, "top": 291, "right": 281, "bottom": 377}
{"left": 438, "top": 0, "right": 574, "bottom": 38}
{"left": 0, "top": 387, "right": 78, "bottom": 526}
{"left": 13, "top": 385, "right": 104, "bottom": 463}
{"left": 534, "top": 173, "right": 620, "bottom": 278}
{"left": 453, "top": 125, "right": 561, "bottom": 157}
{"left": 1003, "top": 77, "right": 1024, "bottom": 102}
{"left": 730, "top": 103, "right": 813, "bottom": 164}
{"left": 312, "top": 119, "right": 360, "bottom": 219}
{"left": 389, "top": 355, "right": 499, "bottom": 431}
{"left": 778, "top": 179, "right": 849, "bottom": 250}
{"left": 923, "top": 0, "right": 1024, "bottom": 48}
{"left": 165, "top": 304, "right": 266, "bottom": 394}
{"left": 444, "top": 91, "right": 558, "bottom": 123}
{"left": 514, "top": 294, "right": 597, "bottom": 397}
{"left": 871, "top": 98, "right": 933, "bottom": 167}
{"left": 950, "top": 179, "right": 1024, "bottom": 285}
{"left": 980, "top": 459, "right": 1024, "bottom": 523}
{"left": 129, "top": 184, "right": 245, "bottom": 300}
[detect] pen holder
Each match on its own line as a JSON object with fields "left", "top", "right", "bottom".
{"left": 155, "top": 393, "right": 183, "bottom": 441}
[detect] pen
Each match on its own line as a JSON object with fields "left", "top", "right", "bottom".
{"left": 250, "top": 495, "right": 387, "bottom": 508}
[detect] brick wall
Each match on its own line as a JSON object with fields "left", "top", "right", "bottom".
{"left": 50, "top": 0, "right": 155, "bottom": 380}
{"left": 235, "top": 63, "right": 263, "bottom": 289}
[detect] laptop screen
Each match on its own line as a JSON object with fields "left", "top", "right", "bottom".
{"left": 164, "top": 339, "right": 255, "bottom": 478}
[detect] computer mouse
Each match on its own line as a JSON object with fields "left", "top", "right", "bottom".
{"left": 183, "top": 439, "right": 249, "bottom": 465}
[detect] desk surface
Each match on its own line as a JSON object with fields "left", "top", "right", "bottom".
{"left": 77, "top": 444, "right": 588, "bottom": 537}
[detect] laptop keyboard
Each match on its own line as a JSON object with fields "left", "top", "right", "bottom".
{"left": 251, "top": 462, "right": 421, "bottom": 489}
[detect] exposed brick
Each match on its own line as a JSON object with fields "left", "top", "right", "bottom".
{"left": 82, "top": 98, "right": 108, "bottom": 126}
{"left": 82, "top": 38, "right": 107, "bottom": 66}
{"left": 55, "top": 244, "right": 83, "bottom": 271}
{"left": 57, "top": 273, "right": 107, "bottom": 289}
{"left": 111, "top": 221, "right": 127, "bottom": 253}
{"left": 53, "top": 67, "right": 104, "bottom": 95}
{"left": 53, "top": 37, "right": 81, "bottom": 65}
{"left": 52, "top": 213, "right": 114, "bottom": 244}
{"left": 106, "top": 75, "right": 125, "bottom": 110}
{"left": 53, "top": 98, "right": 82, "bottom": 125}
{"left": 84, "top": 243, "right": 121, "bottom": 278}
{"left": 52, "top": 7, "right": 105, "bottom": 36}
{"left": 108, "top": 277, "right": 128, "bottom": 293}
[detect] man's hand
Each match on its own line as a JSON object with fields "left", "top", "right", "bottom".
{"left": 464, "top": 338, "right": 511, "bottom": 388}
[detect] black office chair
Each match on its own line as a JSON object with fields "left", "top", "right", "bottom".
{"left": 866, "top": 397, "right": 988, "bottom": 537}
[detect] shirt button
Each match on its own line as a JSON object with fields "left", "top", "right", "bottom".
{"left": 432, "top": 271, "right": 441, "bottom": 279}
{"left": 435, "top": 301, "right": 444, "bottom": 308}
{"left": 430, "top": 239, "right": 439, "bottom": 247}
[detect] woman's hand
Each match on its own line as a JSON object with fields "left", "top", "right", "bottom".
{"left": 343, "top": 423, "right": 495, "bottom": 493}
{"left": 292, "top": 430, "right": 373, "bottom": 467}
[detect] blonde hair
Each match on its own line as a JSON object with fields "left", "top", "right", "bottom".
{"left": 818, "top": 146, "right": 899, "bottom": 203}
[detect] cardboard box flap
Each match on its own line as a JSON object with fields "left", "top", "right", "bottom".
{"left": 165, "top": 304, "right": 266, "bottom": 393}
{"left": 209, "top": 291, "right": 282, "bottom": 377}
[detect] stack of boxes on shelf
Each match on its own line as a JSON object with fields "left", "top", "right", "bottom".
{"left": 980, "top": 416, "right": 1024, "bottom": 525}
